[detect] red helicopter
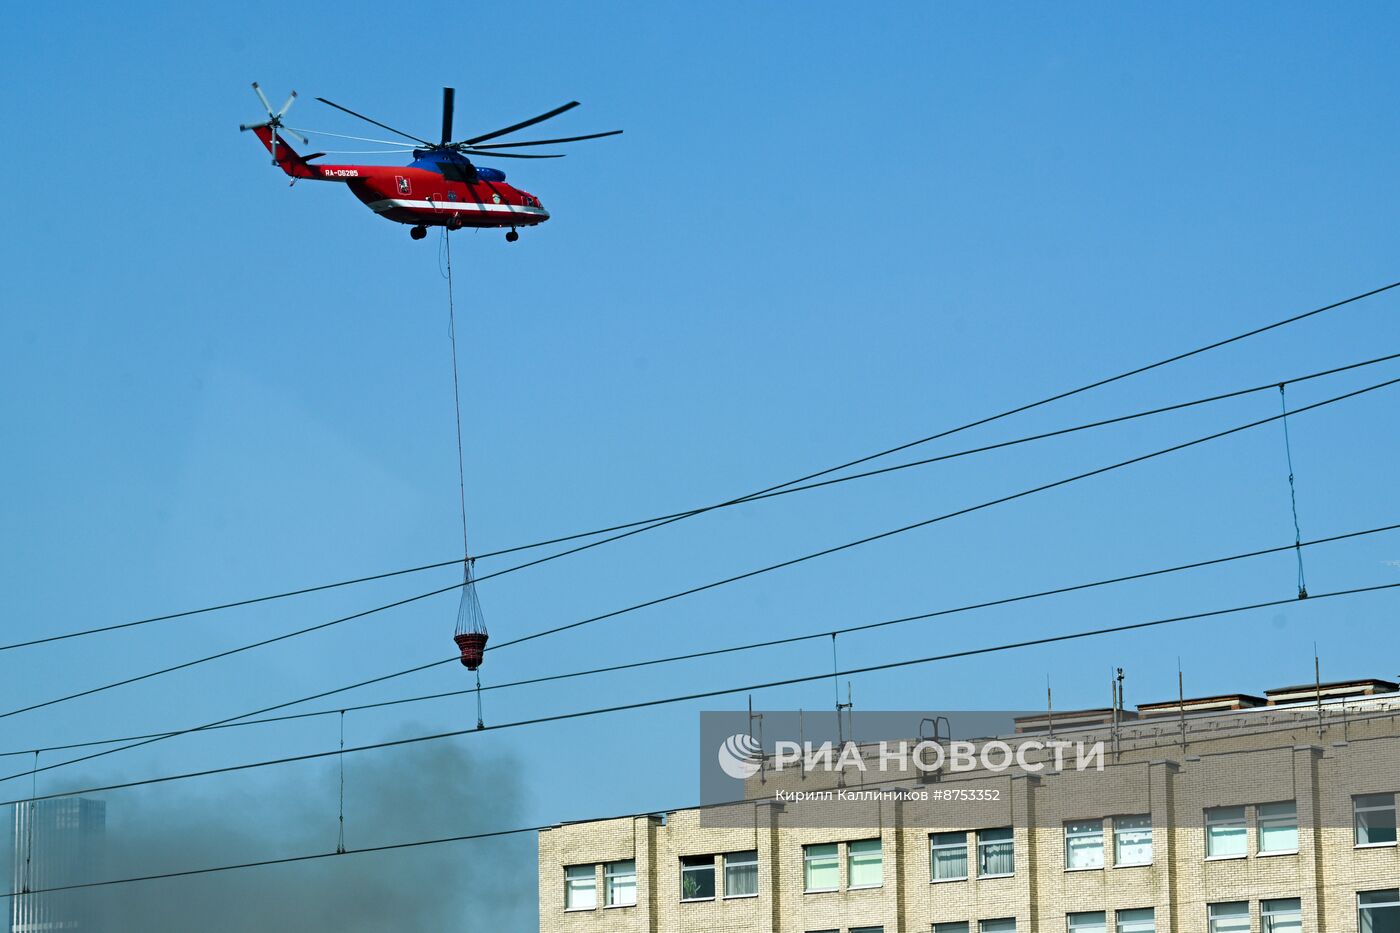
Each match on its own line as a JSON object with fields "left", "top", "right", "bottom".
{"left": 241, "top": 84, "right": 621, "bottom": 241}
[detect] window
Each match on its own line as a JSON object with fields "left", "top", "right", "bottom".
{"left": 1068, "top": 912, "right": 1106, "bottom": 933}
{"left": 931, "top": 831, "right": 969, "bottom": 881}
{"left": 564, "top": 864, "right": 596, "bottom": 910}
{"left": 1262, "top": 898, "right": 1301, "bottom": 933}
{"left": 1205, "top": 806, "right": 1247, "bottom": 858}
{"left": 978, "top": 827, "right": 1015, "bottom": 877}
{"left": 935, "top": 925, "right": 971, "bottom": 933}
{"left": 1117, "top": 908, "right": 1155, "bottom": 933}
{"left": 850, "top": 928, "right": 884, "bottom": 933}
{"left": 803, "top": 843, "right": 839, "bottom": 892}
{"left": 604, "top": 860, "right": 636, "bottom": 907}
{"left": 723, "top": 850, "right": 757, "bottom": 898}
{"left": 1258, "top": 801, "right": 1299, "bottom": 854}
{"left": 1360, "top": 889, "right": 1400, "bottom": 933}
{"left": 1114, "top": 815, "right": 1152, "bottom": 866}
{"left": 1065, "top": 820, "right": 1105, "bottom": 870}
{"left": 680, "top": 855, "right": 715, "bottom": 901}
{"left": 981, "top": 921, "right": 1017, "bottom": 933}
{"left": 1208, "top": 901, "right": 1250, "bottom": 933}
{"left": 1355, "top": 794, "right": 1398, "bottom": 846}
{"left": 848, "top": 839, "right": 883, "bottom": 889}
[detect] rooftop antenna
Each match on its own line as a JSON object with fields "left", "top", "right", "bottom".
{"left": 1177, "top": 658, "right": 1188, "bottom": 753}
{"left": 748, "top": 695, "right": 765, "bottom": 784}
{"left": 798, "top": 708, "right": 806, "bottom": 781}
{"left": 1046, "top": 675, "right": 1056, "bottom": 742}
{"left": 1111, "top": 667, "right": 1125, "bottom": 758}
{"left": 836, "top": 681, "right": 854, "bottom": 788}
{"left": 1314, "top": 643, "right": 1324, "bottom": 738}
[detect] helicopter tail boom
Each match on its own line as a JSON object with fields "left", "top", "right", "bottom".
{"left": 245, "top": 123, "right": 320, "bottom": 179}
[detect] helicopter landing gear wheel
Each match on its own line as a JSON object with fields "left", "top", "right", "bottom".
{"left": 505, "top": 229, "right": 519, "bottom": 243}
{"left": 410, "top": 225, "right": 427, "bottom": 240}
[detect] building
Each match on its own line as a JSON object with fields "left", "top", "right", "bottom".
{"left": 538, "top": 678, "right": 1400, "bottom": 932}
{"left": 9, "top": 798, "right": 105, "bottom": 933}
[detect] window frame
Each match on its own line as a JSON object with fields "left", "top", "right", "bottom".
{"left": 679, "top": 854, "right": 716, "bottom": 902}
{"left": 1359, "top": 889, "right": 1400, "bottom": 933}
{"left": 1261, "top": 897, "right": 1302, "bottom": 933}
{"left": 1204, "top": 805, "right": 1248, "bottom": 859}
{"left": 1354, "top": 793, "right": 1399, "bottom": 848}
{"left": 722, "top": 849, "right": 758, "bottom": 899}
{"left": 1207, "top": 900, "right": 1250, "bottom": 933}
{"left": 802, "top": 842, "right": 840, "bottom": 893}
{"left": 1256, "top": 800, "right": 1299, "bottom": 856}
{"left": 934, "top": 924, "right": 971, "bottom": 933}
{"left": 1067, "top": 910, "right": 1107, "bottom": 933}
{"left": 1064, "top": 819, "right": 1105, "bottom": 871}
{"left": 1115, "top": 907, "right": 1155, "bottom": 933}
{"left": 977, "top": 827, "right": 1015, "bottom": 878}
{"left": 603, "top": 859, "right": 636, "bottom": 908}
{"left": 847, "top": 838, "right": 884, "bottom": 890}
{"left": 564, "top": 863, "right": 597, "bottom": 912}
{"left": 930, "top": 831, "right": 969, "bottom": 882}
{"left": 1113, "top": 814, "right": 1153, "bottom": 867}
{"left": 979, "top": 920, "right": 1017, "bottom": 933}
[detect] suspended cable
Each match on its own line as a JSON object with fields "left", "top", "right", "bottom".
{"left": 12, "top": 694, "right": 1400, "bottom": 901}
{"left": 4, "top": 519, "right": 1397, "bottom": 763}
{"left": 1279, "top": 384, "right": 1309, "bottom": 598}
{"left": 336, "top": 711, "right": 346, "bottom": 855}
{"left": 6, "top": 373, "right": 1397, "bottom": 782}
{"left": 9, "top": 286, "right": 1397, "bottom": 656}
{"left": 5, "top": 580, "right": 1396, "bottom": 808}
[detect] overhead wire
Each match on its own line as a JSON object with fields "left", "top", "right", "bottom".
{"left": 4, "top": 579, "right": 1396, "bottom": 808}
{"left": 5, "top": 370, "right": 1398, "bottom": 781}
{"left": 11, "top": 691, "right": 1400, "bottom": 901}
{"left": 10, "top": 282, "right": 1397, "bottom": 655}
{"left": 6, "top": 519, "right": 1395, "bottom": 763}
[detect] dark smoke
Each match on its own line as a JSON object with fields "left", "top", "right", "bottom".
{"left": 11, "top": 735, "right": 536, "bottom": 931}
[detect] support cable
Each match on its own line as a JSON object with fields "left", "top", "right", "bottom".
{"left": 13, "top": 696, "right": 1400, "bottom": 901}
{"left": 1279, "top": 384, "right": 1309, "bottom": 598}
{"left": 336, "top": 710, "right": 346, "bottom": 855}
{"left": 2, "top": 520, "right": 1396, "bottom": 763}
{"left": 5, "top": 580, "right": 1397, "bottom": 808}
{"left": 9, "top": 283, "right": 1399, "bottom": 656}
{"left": 4, "top": 374, "right": 1397, "bottom": 784}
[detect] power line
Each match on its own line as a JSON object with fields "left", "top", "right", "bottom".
{"left": 12, "top": 280, "right": 1396, "bottom": 654}
{"left": 11, "top": 692, "right": 1400, "bottom": 902}
{"left": 7, "top": 371, "right": 1397, "bottom": 779}
{"left": 6, "top": 519, "right": 1397, "bottom": 763}
{"left": 20, "top": 353, "right": 1393, "bottom": 716}
{"left": 4, "top": 580, "right": 1395, "bottom": 808}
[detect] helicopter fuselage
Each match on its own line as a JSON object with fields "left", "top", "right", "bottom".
{"left": 250, "top": 124, "right": 549, "bottom": 232}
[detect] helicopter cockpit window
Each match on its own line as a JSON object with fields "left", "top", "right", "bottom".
{"left": 437, "top": 162, "right": 477, "bottom": 184}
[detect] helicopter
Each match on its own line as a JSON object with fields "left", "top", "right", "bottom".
{"left": 240, "top": 84, "right": 621, "bottom": 241}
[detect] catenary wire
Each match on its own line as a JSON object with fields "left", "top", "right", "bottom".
{"left": 5, "top": 370, "right": 1397, "bottom": 781}
{"left": 3, "top": 580, "right": 1395, "bottom": 808}
{"left": 4, "top": 519, "right": 1396, "bottom": 762}
{"left": 10, "top": 695, "right": 1400, "bottom": 901}
{"left": 10, "top": 280, "right": 1397, "bottom": 655}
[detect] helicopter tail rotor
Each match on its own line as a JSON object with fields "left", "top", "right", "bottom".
{"left": 239, "top": 82, "right": 308, "bottom": 165}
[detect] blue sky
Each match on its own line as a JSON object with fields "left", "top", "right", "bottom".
{"left": 4, "top": 2, "right": 1400, "bottom": 928}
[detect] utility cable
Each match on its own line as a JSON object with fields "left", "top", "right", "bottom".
{"left": 3, "top": 519, "right": 1395, "bottom": 763}
{"left": 4, "top": 580, "right": 1395, "bottom": 808}
{"left": 5, "top": 371, "right": 1397, "bottom": 781}
{"left": 10, "top": 280, "right": 1396, "bottom": 654}
{"left": 1279, "top": 384, "right": 1309, "bottom": 598}
{"left": 11, "top": 693, "right": 1400, "bottom": 901}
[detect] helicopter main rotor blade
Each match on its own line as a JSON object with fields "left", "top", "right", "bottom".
{"left": 461, "top": 149, "right": 566, "bottom": 159}
{"left": 441, "top": 87, "right": 455, "bottom": 145}
{"left": 315, "top": 96, "right": 434, "bottom": 147}
{"left": 276, "top": 91, "right": 297, "bottom": 119}
{"left": 251, "top": 82, "right": 275, "bottom": 117}
{"left": 457, "top": 101, "right": 580, "bottom": 146}
{"left": 468, "top": 129, "right": 623, "bottom": 149}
